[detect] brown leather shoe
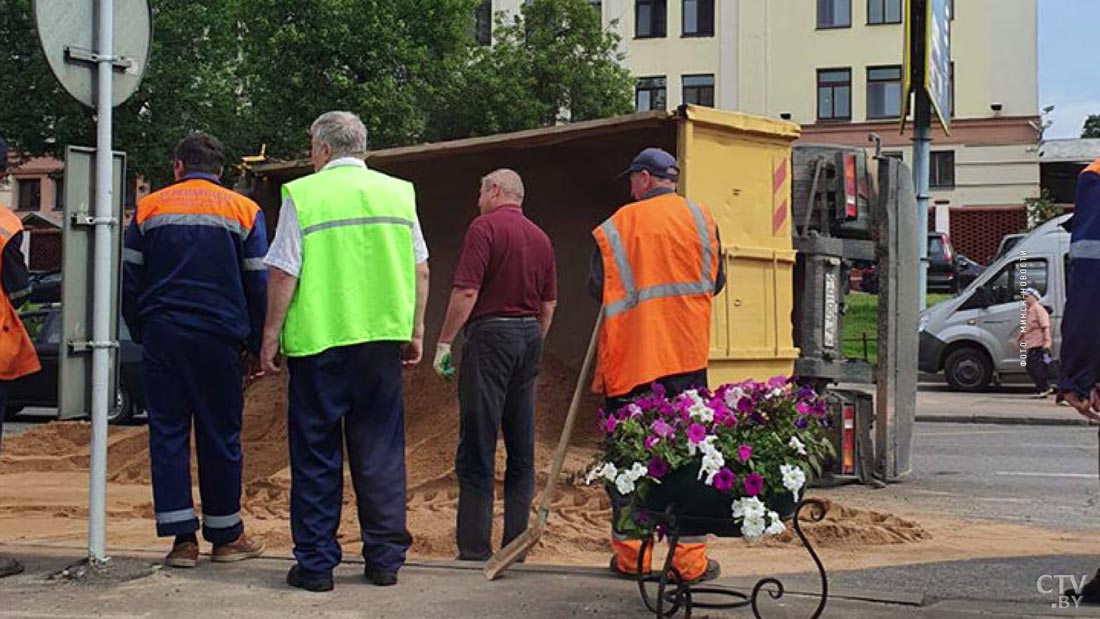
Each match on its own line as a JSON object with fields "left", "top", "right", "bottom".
{"left": 165, "top": 541, "right": 199, "bottom": 568}
{"left": 211, "top": 532, "right": 265, "bottom": 563}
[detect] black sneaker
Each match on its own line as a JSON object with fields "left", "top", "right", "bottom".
{"left": 1067, "top": 569, "right": 1100, "bottom": 605}
{"left": 0, "top": 556, "right": 24, "bottom": 578}
{"left": 365, "top": 568, "right": 398, "bottom": 587}
{"left": 286, "top": 564, "right": 334, "bottom": 592}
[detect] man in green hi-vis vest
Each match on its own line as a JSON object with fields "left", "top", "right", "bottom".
{"left": 260, "top": 111, "right": 431, "bottom": 593}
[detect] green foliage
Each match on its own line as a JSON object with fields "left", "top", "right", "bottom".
{"left": 1025, "top": 188, "right": 1062, "bottom": 231}
{"left": 1, "top": 0, "right": 633, "bottom": 190}
{"left": 1082, "top": 114, "right": 1100, "bottom": 139}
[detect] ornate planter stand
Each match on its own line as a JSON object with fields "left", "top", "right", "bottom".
{"left": 634, "top": 498, "right": 829, "bottom": 619}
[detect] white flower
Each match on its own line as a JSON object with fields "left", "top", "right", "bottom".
{"left": 615, "top": 473, "right": 636, "bottom": 495}
{"left": 780, "top": 464, "right": 807, "bottom": 501}
{"left": 688, "top": 434, "right": 718, "bottom": 457}
{"left": 765, "top": 387, "right": 783, "bottom": 400}
{"left": 788, "top": 436, "right": 808, "bottom": 457}
{"left": 625, "top": 462, "right": 648, "bottom": 482}
{"left": 731, "top": 497, "right": 766, "bottom": 520}
{"left": 584, "top": 466, "right": 600, "bottom": 485}
{"left": 765, "top": 513, "right": 786, "bottom": 536}
{"left": 626, "top": 403, "right": 643, "bottom": 419}
{"left": 741, "top": 513, "right": 767, "bottom": 540}
{"left": 723, "top": 387, "right": 746, "bottom": 410}
{"left": 689, "top": 401, "right": 714, "bottom": 424}
{"left": 682, "top": 389, "right": 704, "bottom": 405}
{"left": 598, "top": 462, "right": 618, "bottom": 483}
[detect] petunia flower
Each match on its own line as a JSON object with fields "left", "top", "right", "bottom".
{"left": 713, "top": 468, "right": 736, "bottom": 492}
{"left": 687, "top": 423, "right": 707, "bottom": 444}
{"left": 652, "top": 418, "right": 675, "bottom": 438}
{"left": 605, "top": 416, "right": 618, "bottom": 434}
{"left": 648, "top": 456, "right": 669, "bottom": 478}
{"left": 737, "top": 444, "right": 753, "bottom": 463}
{"left": 744, "top": 472, "right": 765, "bottom": 497}
{"left": 644, "top": 435, "right": 660, "bottom": 449}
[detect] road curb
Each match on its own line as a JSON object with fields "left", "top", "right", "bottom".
{"left": 916, "top": 414, "right": 1099, "bottom": 427}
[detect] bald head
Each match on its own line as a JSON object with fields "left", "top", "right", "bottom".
{"left": 478, "top": 168, "right": 525, "bottom": 213}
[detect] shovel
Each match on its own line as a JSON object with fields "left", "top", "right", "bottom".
{"left": 484, "top": 310, "right": 603, "bottom": 580}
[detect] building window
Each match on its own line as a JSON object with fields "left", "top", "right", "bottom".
{"left": 867, "top": 65, "right": 902, "bottom": 119}
{"left": 54, "top": 178, "right": 64, "bottom": 210}
{"left": 636, "top": 0, "right": 667, "bottom": 38}
{"left": 682, "top": 0, "right": 714, "bottom": 37}
{"left": 882, "top": 151, "right": 904, "bottom": 162}
{"left": 474, "top": 0, "right": 491, "bottom": 46}
{"left": 682, "top": 74, "right": 715, "bottom": 107}
{"left": 16, "top": 179, "right": 41, "bottom": 211}
{"left": 817, "top": 0, "right": 851, "bottom": 29}
{"left": 867, "top": 0, "right": 901, "bottom": 24}
{"left": 930, "top": 151, "right": 955, "bottom": 189}
{"left": 636, "top": 76, "right": 667, "bottom": 111}
{"left": 816, "top": 69, "right": 851, "bottom": 121}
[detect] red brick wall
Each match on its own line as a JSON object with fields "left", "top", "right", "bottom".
{"left": 948, "top": 206, "right": 1026, "bottom": 264}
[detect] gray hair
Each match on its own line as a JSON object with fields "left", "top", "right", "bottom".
{"left": 310, "top": 111, "right": 368, "bottom": 158}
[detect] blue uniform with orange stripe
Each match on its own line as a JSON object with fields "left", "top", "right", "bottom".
{"left": 1060, "top": 160, "right": 1100, "bottom": 398}
{"left": 122, "top": 173, "right": 268, "bottom": 545}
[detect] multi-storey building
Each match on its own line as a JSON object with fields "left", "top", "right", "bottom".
{"left": 483, "top": 0, "right": 1041, "bottom": 262}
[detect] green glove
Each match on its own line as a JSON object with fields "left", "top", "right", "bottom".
{"left": 433, "top": 343, "right": 456, "bottom": 381}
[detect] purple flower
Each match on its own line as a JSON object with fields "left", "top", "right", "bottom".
{"left": 795, "top": 416, "right": 810, "bottom": 429}
{"left": 767, "top": 375, "right": 789, "bottom": 390}
{"left": 651, "top": 382, "right": 667, "bottom": 397}
{"left": 737, "top": 444, "right": 753, "bottom": 463}
{"left": 644, "top": 435, "right": 660, "bottom": 449}
{"left": 648, "top": 457, "right": 669, "bottom": 478}
{"left": 652, "top": 419, "right": 675, "bottom": 438}
{"left": 713, "top": 468, "right": 736, "bottom": 492}
{"left": 744, "top": 472, "right": 765, "bottom": 497}
{"left": 737, "top": 397, "right": 754, "bottom": 413}
{"left": 605, "top": 416, "right": 618, "bottom": 434}
{"left": 626, "top": 403, "right": 643, "bottom": 419}
{"left": 796, "top": 401, "right": 813, "bottom": 415}
{"left": 687, "top": 423, "right": 707, "bottom": 444}
{"left": 819, "top": 417, "right": 831, "bottom": 428}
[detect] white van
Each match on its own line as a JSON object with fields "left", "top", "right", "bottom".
{"left": 918, "top": 214, "right": 1072, "bottom": 391}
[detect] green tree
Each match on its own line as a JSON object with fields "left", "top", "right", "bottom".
{"left": 1083, "top": 114, "right": 1100, "bottom": 139}
{"left": 1025, "top": 188, "right": 1062, "bottom": 231}
{"left": 427, "top": 0, "right": 634, "bottom": 140}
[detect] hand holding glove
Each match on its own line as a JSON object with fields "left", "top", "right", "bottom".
{"left": 433, "top": 343, "right": 456, "bottom": 381}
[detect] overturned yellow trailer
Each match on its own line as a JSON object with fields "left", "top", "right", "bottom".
{"left": 241, "top": 106, "right": 801, "bottom": 385}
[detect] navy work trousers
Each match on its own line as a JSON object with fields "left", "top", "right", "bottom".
{"left": 142, "top": 322, "right": 244, "bottom": 545}
{"left": 287, "top": 341, "right": 411, "bottom": 578}
{"left": 454, "top": 317, "right": 543, "bottom": 561}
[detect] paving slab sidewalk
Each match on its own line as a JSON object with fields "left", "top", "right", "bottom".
{"left": 3, "top": 545, "right": 1100, "bottom": 619}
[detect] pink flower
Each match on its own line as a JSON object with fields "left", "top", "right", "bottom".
{"left": 652, "top": 419, "right": 675, "bottom": 438}
{"left": 713, "top": 468, "right": 736, "bottom": 492}
{"left": 767, "top": 375, "right": 789, "bottom": 390}
{"left": 736, "top": 397, "right": 754, "bottom": 413}
{"left": 737, "top": 444, "right": 753, "bottom": 463}
{"left": 687, "top": 423, "right": 707, "bottom": 444}
{"left": 605, "top": 416, "right": 618, "bottom": 434}
{"left": 744, "top": 472, "right": 765, "bottom": 497}
{"left": 644, "top": 435, "right": 660, "bottom": 449}
{"left": 796, "top": 401, "right": 813, "bottom": 415}
{"left": 648, "top": 457, "right": 669, "bottom": 478}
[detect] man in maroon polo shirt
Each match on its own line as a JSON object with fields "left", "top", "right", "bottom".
{"left": 434, "top": 168, "right": 557, "bottom": 561}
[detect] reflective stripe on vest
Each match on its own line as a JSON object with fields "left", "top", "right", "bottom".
{"left": 302, "top": 216, "right": 414, "bottom": 236}
{"left": 601, "top": 200, "right": 715, "bottom": 318}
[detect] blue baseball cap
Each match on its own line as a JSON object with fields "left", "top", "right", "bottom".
{"left": 621, "top": 147, "right": 679, "bottom": 181}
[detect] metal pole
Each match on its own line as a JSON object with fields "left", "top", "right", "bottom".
{"left": 88, "top": 0, "right": 115, "bottom": 563}
{"left": 912, "top": 91, "right": 931, "bottom": 310}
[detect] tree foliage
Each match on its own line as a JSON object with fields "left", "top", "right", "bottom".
{"left": 1025, "top": 188, "right": 1061, "bottom": 231}
{"left": 1083, "top": 114, "right": 1100, "bottom": 139}
{"left": 0, "top": 0, "right": 633, "bottom": 189}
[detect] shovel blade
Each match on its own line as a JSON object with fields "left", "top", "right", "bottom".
{"left": 483, "top": 521, "right": 545, "bottom": 581}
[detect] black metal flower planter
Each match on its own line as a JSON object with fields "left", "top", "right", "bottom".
{"left": 633, "top": 498, "right": 830, "bottom": 619}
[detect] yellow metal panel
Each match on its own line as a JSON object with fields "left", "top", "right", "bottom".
{"left": 675, "top": 106, "right": 799, "bottom": 381}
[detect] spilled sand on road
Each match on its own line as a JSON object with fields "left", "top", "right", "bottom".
{"left": 2, "top": 363, "right": 1092, "bottom": 575}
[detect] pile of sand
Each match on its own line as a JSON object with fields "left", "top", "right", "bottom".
{"left": 0, "top": 356, "right": 928, "bottom": 563}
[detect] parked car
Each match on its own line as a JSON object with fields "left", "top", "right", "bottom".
{"left": 954, "top": 254, "right": 986, "bottom": 290}
{"left": 27, "top": 270, "right": 61, "bottom": 304}
{"left": 919, "top": 214, "right": 1071, "bottom": 391}
{"left": 927, "top": 232, "right": 959, "bottom": 293}
{"left": 4, "top": 305, "right": 145, "bottom": 424}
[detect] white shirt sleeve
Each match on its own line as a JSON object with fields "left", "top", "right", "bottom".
{"left": 263, "top": 196, "right": 303, "bottom": 277}
{"left": 412, "top": 214, "right": 429, "bottom": 264}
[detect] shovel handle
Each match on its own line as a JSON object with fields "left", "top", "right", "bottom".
{"left": 536, "top": 309, "right": 603, "bottom": 515}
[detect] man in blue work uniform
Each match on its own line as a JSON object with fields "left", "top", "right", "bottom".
{"left": 1060, "top": 158, "right": 1100, "bottom": 604}
{"left": 260, "top": 111, "right": 431, "bottom": 592}
{"left": 122, "top": 132, "right": 268, "bottom": 568}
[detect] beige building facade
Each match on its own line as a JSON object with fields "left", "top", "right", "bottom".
{"left": 485, "top": 0, "right": 1040, "bottom": 261}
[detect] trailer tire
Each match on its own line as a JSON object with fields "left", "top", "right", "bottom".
{"left": 944, "top": 346, "right": 993, "bottom": 392}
